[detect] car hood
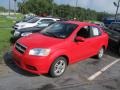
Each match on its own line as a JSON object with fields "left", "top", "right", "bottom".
{"left": 17, "top": 33, "right": 64, "bottom": 48}
{"left": 16, "top": 22, "right": 28, "bottom": 25}
{"left": 16, "top": 22, "right": 34, "bottom": 26}
{"left": 17, "top": 27, "right": 44, "bottom": 32}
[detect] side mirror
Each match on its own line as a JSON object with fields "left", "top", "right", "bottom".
{"left": 75, "top": 36, "right": 85, "bottom": 42}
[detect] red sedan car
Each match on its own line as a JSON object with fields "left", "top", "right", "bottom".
{"left": 12, "top": 21, "right": 108, "bottom": 77}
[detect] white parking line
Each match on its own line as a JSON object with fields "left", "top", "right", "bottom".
{"left": 88, "top": 59, "right": 120, "bottom": 81}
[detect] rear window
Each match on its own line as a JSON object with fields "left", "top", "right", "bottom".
{"left": 91, "top": 27, "right": 101, "bottom": 36}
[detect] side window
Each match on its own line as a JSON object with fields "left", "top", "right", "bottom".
{"left": 91, "top": 27, "right": 101, "bottom": 37}
{"left": 77, "top": 26, "right": 91, "bottom": 38}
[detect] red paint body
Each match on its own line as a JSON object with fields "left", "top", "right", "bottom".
{"left": 12, "top": 21, "right": 108, "bottom": 75}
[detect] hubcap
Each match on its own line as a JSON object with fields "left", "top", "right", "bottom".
{"left": 99, "top": 48, "right": 104, "bottom": 58}
{"left": 54, "top": 60, "right": 66, "bottom": 76}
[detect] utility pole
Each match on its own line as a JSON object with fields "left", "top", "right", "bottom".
{"left": 9, "top": 0, "right": 11, "bottom": 16}
{"left": 76, "top": 0, "right": 78, "bottom": 8}
{"left": 113, "top": 0, "right": 120, "bottom": 22}
{"left": 13, "top": 0, "right": 17, "bottom": 16}
{"left": 51, "top": 0, "right": 54, "bottom": 16}
{"left": 74, "top": 0, "right": 78, "bottom": 19}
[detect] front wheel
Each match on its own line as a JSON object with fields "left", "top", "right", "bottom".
{"left": 49, "top": 57, "right": 67, "bottom": 77}
{"left": 96, "top": 47, "right": 104, "bottom": 59}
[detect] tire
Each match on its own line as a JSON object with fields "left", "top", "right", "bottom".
{"left": 49, "top": 57, "right": 67, "bottom": 77}
{"left": 96, "top": 47, "right": 104, "bottom": 59}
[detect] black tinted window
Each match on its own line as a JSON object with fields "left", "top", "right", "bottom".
{"left": 77, "top": 26, "right": 91, "bottom": 38}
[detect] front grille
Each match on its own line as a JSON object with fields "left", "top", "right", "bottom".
{"left": 15, "top": 42, "right": 27, "bottom": 54}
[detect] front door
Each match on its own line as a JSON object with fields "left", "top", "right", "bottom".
{"left": 71, "top": 26, "right": 93, "bottom": 62}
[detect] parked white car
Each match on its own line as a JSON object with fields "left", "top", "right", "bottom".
{"left": 14, "top": 17, "right": 60, "bottom": 30}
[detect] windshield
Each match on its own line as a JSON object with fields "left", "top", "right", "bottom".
{"left": 36, "top": 22, "right": 53, "bottom": 28}
{"left": 40, "top": 22, "right": 78, "bottom": 39}
{"left": 22, "top": 16, "right": 34, "bottom": 22}
{"left": 27, "top": 17, "right": 39, "bottom": 23}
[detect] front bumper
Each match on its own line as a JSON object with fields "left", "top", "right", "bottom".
{"left": 12, "top": 47, "right": 52, "bottom": 75}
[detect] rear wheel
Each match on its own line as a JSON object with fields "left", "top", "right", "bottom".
{"left": 49, "top": 57, "right": 67, "bottom": 77}
{"left": 96, "top": 47, "right": 104, "bottom": 59}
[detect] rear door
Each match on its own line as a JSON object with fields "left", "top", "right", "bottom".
{"left": 70, "top": 25, "right": 103, "bottom": 63}
{"left": 89, "top": 26, "right": 103, "bottom": 54}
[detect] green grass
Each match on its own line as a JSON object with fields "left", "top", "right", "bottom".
{"left": 0, "top": 29, "right": 11, "bottom": 61}
{"left": 0, "top": 14, "right": 23, "bottom": 28}
{"left": 0, "top": 16, "right": 14, "bottom": 28}
{"left": 0, "top": 14, "right": 23, "bottom": 63}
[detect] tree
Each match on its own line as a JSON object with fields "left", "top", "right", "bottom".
{"left": 17, "top": 0, "right": 110, "bottom": 21}
{"left": 0, "top": 6, "right": 6, "bottom": 12}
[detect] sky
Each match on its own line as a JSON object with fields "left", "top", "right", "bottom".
{"left": 0, "top": 0, "right": 119, "bottom": 14}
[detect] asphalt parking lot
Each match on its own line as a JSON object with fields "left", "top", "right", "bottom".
{"left": 0, "top": 49, "right": 119, "bottom": 90}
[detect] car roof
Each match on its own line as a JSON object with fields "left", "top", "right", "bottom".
{"left": 65, "top": 21, "right": 97, "bottom": 26}
{"left": 37, "top": 17, "right": 60, "bottom": 20}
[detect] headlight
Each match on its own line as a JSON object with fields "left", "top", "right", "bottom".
{"left": 29, "top": 48, "right": 51, "bottom": 56}
{"left": 21, "top": 32, "right": 32, "bottom": 36}
{"left": 14, "top": 31, "right": 20, "bottom": 36}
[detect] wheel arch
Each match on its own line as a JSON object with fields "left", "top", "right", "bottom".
{"left": 58, "top": 55, "right": 69, "bottom": 65}
{"left": 50, "top": 54, "right": 70, "bottom": 65}
{"left": 49, "top": 50, "right": 70, "bottom": 68}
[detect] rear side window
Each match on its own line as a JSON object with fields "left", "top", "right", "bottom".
{"left": 91, "top": 27, "right": 101, "bottom": 37}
